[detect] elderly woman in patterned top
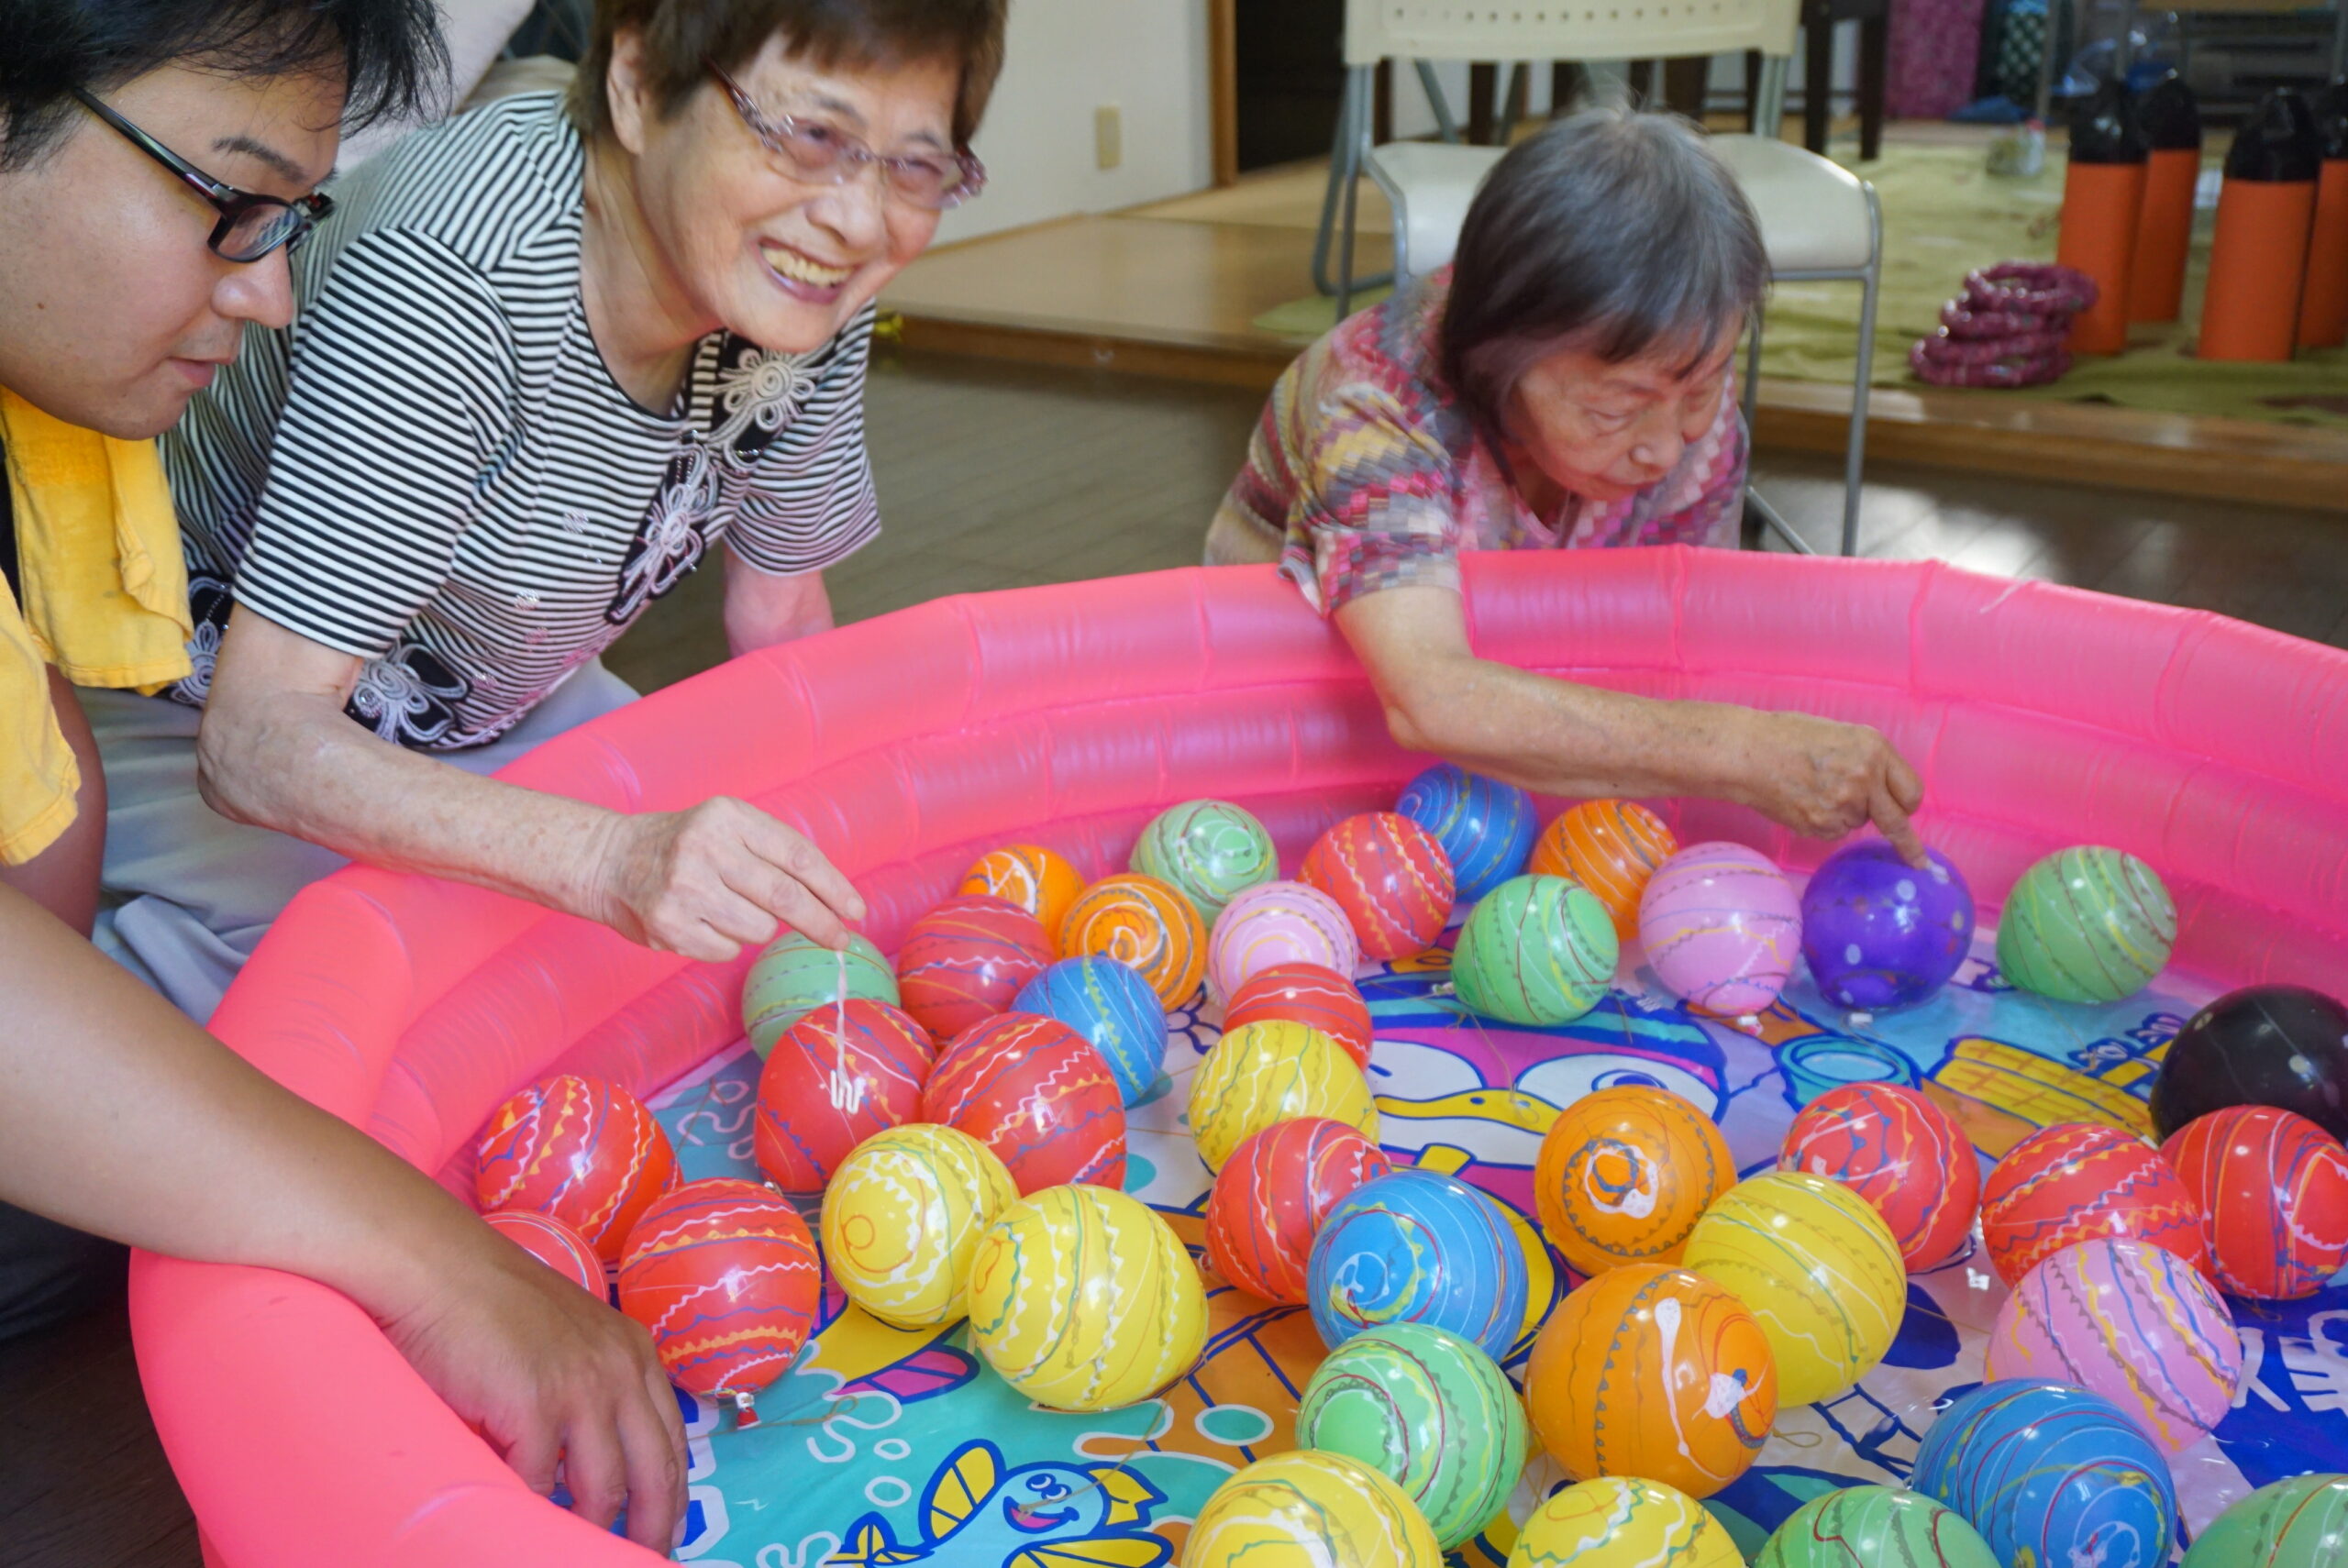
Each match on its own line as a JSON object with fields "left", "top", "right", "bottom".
{"left": 81, "top": 0, "right": 1007, "bottom": 1019}
{"left": 1207, "top": 109, "right": 1928, "bottom": 864}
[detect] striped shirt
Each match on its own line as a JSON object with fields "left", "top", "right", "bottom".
{"left": 1213, "top": 268, "right": 1745, "bottom": 615}
{"left": 159, "top": 92, "right": 879, "bottom": 750}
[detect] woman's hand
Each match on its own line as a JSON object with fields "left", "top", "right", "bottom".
{"left": 590, "top": 797, "right": 867, "bottom": 961}
{"left": 1737, "top": 710, "right": 1928, "bottom": 865}
{"left": 1334, "top": 589, "right": 1933, "bottom": 867}
{"left": 378, "top": 1231, "right": 687, "bottom": 1551}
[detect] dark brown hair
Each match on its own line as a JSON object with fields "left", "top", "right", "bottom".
{"left": 569, "top": 0, "right": 1008, "bottom": 148}
{"left": 2, "top": 0, "right": 444, "bottom": 170}
{"left": 1440, "top": 105, "right": 1769, "bottom": 443}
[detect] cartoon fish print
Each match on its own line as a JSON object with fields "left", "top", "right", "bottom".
{"left": 826, "top": 1440, "right": 1169, "bottom": 1568}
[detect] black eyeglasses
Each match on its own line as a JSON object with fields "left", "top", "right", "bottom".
{"left": 708, "top": 64, "right": 986, "bottom": 212}
{"left": 73, "top": 89, "right": 333, "bottom": 262}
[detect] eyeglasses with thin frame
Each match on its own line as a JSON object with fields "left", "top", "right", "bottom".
{"left": 72, "top": 88, "right": 333, "bottom": 263}
{"left": 707, "top": 63, "right": 986, "bottom": 212}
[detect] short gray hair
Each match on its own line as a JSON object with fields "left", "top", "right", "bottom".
{"left": 1438, "top": 106, "right": 1768, "bottom": 441}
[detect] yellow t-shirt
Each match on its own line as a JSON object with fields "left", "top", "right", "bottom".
{"left": 0, "top": 388, "right": 193, "bottom": 865}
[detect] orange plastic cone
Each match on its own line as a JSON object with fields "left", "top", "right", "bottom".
{"left": 2129, "top": 74, "right": 2201, "bottom": 324}
{"left": 2201, "top": 88, "right": 2320, "bottom": 363}
{"left": 2056, "top": 83, "right": 2148, "bottom": 355}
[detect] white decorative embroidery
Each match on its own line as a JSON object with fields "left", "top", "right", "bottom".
{"left": 179, "top": 617, "right": 225, "bottom": 704}
{"left": 168, "top": 574, "right": 237, "bottom": 708}
{"left": 610, "top": 441, "right": 723, "bottom": 623}
{"left": 709, "top": 343, "right": 816, "bottom": 451}
{"left": 349, "top": 654, "right": 465, "bottom": 745}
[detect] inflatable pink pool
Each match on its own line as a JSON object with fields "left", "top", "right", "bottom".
{"left": 131, "top": 549, "right": 2348, "bottom": 1566}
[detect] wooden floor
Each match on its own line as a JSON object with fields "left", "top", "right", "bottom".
{"left": 7, "top": 346, "right": 2347, "bottom": 1568}
{"left": 0, "top": 1300, "right": 194, "bottom": 1568}
{"left": 882, "top": 143, "right": 2348, "bottom": 513}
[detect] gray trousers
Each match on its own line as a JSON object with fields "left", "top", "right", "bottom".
{"left": 81, "top": 659, "right": 637, "bottom": 1022}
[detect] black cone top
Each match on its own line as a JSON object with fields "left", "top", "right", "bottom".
{"left": 2315, "top": 79, "right": 2348, "bottom": 161}
{"left": 2225, "top": 87, "right": 2321, "bottom": 182}
{"left": 2138, "top": 72, "right": 2201, "bottom": 153}
{"left": 2070, "top": 79, "right": 2149, "bottom": 165}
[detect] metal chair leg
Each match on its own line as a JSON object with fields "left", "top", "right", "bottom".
{"left": 1840, "top": 182, "right": 1883, "bottom": 558}
{"left": 1312, "top": 66, "right": 1393, "bottom": 302}
{"left": 1755, "top": 54, "right": 1790, "bottom": 138}
{"left": 1496, "top": 62, "right": 1527, "bottom": 143}
{"left": 1747, "top": 488, "right": 1818, "bottom": 554}
{"left": 1742, "top": 310, "right": 1765, "bottom": 434}
{"left": 1338, "top": 88, "right": 1366, "bottom": 320}
{"left": 1415, "top": 61, "right": 1462, "bottom": 143}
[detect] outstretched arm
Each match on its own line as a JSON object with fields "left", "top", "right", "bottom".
{"left": 195, "top": 608, "right": 865, "bottom": 962}
{"left": 0, "top": 883, "right": 686, "bottom": 1546}
{"left": 1335, "top": 584, "right": 1927, "bottom": 862}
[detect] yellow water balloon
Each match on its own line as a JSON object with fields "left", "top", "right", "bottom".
{"left": 1182, "top": 1450, "right": 1443, "bottom": 1568}
{"left": 1187, "top": 1018, "right": 1378, "bottom": 1173}
{"left": 821, "top": 1123, "right": 1016, "bottom": 1331}
{"left": 967, "top": 1184, "right": 1206, "bottom": 1411}
{"left": 1506, "top": 1476, "right": 1741, "bottom": 1568}
{"left": 1680, "top": 1170, "right": 1907, "bottom": 1407}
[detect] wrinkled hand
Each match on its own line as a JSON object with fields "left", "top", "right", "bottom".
{"left": 1744, "top": 711, "right": 1928, "bottom": 865}
{"left": 593, "top": 797, "right": 866, "bottom": 961}
{"left": 379, "top": 1234, "right": 687, "bottom": 1551}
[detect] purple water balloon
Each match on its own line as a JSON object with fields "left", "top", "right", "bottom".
{"left": 1800, "top": 842, "right": 1975, "bottom": 1010}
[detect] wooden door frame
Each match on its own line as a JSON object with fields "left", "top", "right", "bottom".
{"left": 1209, "top": 0, "right": 1237, "bottom": 186}
{"left": 1207, "top": 0, "right": 1383, "bottom": 187}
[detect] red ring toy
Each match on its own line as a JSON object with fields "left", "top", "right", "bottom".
{"left": 1963, "top": 261, "right": 2099, "bottom": 316}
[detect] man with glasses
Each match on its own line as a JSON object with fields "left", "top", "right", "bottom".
{"left": 75, "top": 0, "right": 1004, "bottom": 1026}
{"left": 0, "top": 0, "right": 684, "bottom": 1545}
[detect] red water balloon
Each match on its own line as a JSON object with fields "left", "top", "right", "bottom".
{"left": 894, "top": 894, "right": 1052, "bottom": 1040}
{"left": 1222, "top": 962, "right": 1375, "bottom": 1069}
{"left": 475, "top": 1074, "right": 678, "bottom": 1264}
{"left": 754, "top": 998, "right": 935, "bottom": 1197}
{"left": 919, "top": 1011, "right": 1125, "bottom": 1193}
{"left": 1300, "top": 812, "right": 1456, "bottom": 963}
{"left": 1980, "top": 1121, "right": 2210, "bottom": 1286}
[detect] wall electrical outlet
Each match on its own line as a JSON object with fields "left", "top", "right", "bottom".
{"left": 1095, "top": 105, "right": 1123, "bottom": 171}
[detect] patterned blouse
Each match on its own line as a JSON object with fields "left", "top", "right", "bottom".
{"left": 1212, "top": 268, "right": 1747, "bottom": 615}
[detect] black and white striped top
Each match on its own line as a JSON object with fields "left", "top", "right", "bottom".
{"left": 158, "top": 92, "right": 879, "bottom": 751}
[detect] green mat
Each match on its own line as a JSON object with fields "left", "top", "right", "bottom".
{"left": 1255, "top": 141, "right": 2348, "bottom": 426}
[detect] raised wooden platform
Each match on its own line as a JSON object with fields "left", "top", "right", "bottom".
{"left": 883, "top": 160, "right": 2348, "bottom": 515}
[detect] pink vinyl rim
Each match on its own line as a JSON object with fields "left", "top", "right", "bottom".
{"left": 128, "top": 549, "right": 2348, "bottom": 1568}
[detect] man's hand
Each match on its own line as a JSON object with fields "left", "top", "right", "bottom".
{"left": 590, "top": 797, "right": 867, "bottom": 961}
{"left": 1737, "top": 710, "right": 1928, "bottom": 866}
{"left": 378, "top": 1231, "right": 688, "bottom": 1551}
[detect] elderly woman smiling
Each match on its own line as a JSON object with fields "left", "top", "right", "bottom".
{"left": 83, "top": 0, "right": 1006, "bottom": 1018}
{"left": 1210, "top": 109, "right": 1927, "bottom": 861}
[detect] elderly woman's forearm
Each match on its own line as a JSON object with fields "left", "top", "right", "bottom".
{"left": 1389, "top": 657, "right": 1759, "bottom": 803}
{"left": 194, "top": 690, "right": 613, "bottom": 917}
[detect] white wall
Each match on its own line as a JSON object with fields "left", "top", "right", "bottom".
{"left": 937, "top": 6, "right": 1858, "bottom": 246}
{"left": 937, "top": 0, "right": 1214, "bottom": 244}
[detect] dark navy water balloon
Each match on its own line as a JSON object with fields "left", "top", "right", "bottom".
{"left": 1800, "top": 842, "right": 1975, "bottom": 1010}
